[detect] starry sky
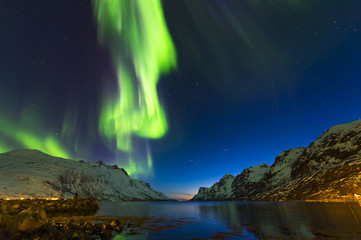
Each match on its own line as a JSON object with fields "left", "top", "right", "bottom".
{"left": 1, "top": 0, "right": 361, "bottom": 200}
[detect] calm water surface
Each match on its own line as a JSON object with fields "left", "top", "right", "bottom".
{"left": 96, "top": 201, "right": 361, "bottom": 240}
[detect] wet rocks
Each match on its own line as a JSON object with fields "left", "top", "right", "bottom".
{"left": 1, "top": 202, "right": 9, "bottom": 214}
{"left": 0, "top": 214, "right": 6, "bottom": 225}
{"left": 0, "top": 197, "right": 99, "bottom": 216}
{"left": 6, "top": 211, "right": 45, "bottom": 234}
{"left": 0, "top": 197, "right": 108, "bottom": 239}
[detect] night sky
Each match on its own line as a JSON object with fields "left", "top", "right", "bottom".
{"left": 1, "top": 0, "right": 361, "bottom": 200}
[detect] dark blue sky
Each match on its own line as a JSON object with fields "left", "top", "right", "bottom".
{"left": 154, "top": 0, "right": 361, "bottom": 198}
{"left": 1, "top": 0, "right": 361, "bottom": 199}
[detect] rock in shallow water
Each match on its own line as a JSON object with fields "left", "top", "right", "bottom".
{"left": 6, "top": 211, "right": 45, "bottom": 234}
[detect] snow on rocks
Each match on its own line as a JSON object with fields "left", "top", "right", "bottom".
{"left": 192, "top": 120, "right": 361, "bottom": 202}
{"left": 191, "top": 174, "right": 235, "bottom": 201}
{"left": 0, "top": 150, "right": 170, "bottom": 201}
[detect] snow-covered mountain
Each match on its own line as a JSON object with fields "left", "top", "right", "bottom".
{"left": 192, "top": 174, "right": 235, "bottom": 201}
{"left": 192, "top": 120, "right": 361, "bottom": 201}
{"left": 0, "top": 150, "right": 170, "bottom": 201}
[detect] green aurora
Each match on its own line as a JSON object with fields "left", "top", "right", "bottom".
{"left": 93, "top": 0, "right": 177, "bottom": 175}
{"left": 0, "top": 0, "right": 305, "bottom": 176}
{"left": 0, "top": 117, "right": 70, "bottom": 159}
{"left": 0, "top": 0, "right": 176, "bottom": 176}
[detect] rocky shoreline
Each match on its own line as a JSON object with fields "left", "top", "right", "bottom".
{"left": 0, "top": 197, "right": 198, "bottom": 240}
{"left": 0, "top": 197, "right": 123, "bottom": 240}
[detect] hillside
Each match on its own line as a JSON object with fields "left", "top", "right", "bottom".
{"left": 0, "top": 150, "right": 170, "bottom": 201}
{"left": 192, "top": 120, "right": 361, "bottom": 202}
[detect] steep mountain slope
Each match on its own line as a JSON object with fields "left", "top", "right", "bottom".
{"left": 231, "top": 163, "right": 270, "bottom": 199}
{"left": 192, "top": 174, "right": 235, "bottom": 201}
{"left": 192, "top": 120, "right": 361, "bottom": 201}
{"left": 0, "top": 150, "right": 170, "bottom": 201}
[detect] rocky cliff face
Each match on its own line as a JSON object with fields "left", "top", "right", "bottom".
{"left": 231, "top": 163, "right": 271, "bottom": 199}
{"left": 191, "top": 174, "right": 235, "bottom": 201}
{"left": 192, "top": 120, "right": 361, "bottom": 201}
{"left": 0, "top": 150, "right": 170, "bottom": 201}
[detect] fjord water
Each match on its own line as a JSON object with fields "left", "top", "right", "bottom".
{"left": 96, "top": 201, "right": 361, "bottom": 239}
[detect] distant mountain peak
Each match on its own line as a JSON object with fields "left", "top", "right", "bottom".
{"left": 220, "top": 174, "right": 234, "bottom": 180}
{"left": 192, "top": 120, "right": 361, "bottom": 202}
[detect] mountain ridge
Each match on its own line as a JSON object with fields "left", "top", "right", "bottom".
{"left": 0, "top": 149, "right": 170, "bottom": 201}
{"left": 192, "top": 120, "right": 361, "bottom": 202}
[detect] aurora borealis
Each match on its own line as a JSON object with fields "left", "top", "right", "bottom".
{"left": 93, "top": 0, "right": 176, "bottom": 175}
{"left": 1, "top": 0, "right": 361, "bottom": 199}
{"left": 0, "top": 0, "right": 177, "bottom": 177}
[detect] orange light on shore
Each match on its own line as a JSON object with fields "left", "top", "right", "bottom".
{"left": 2, "top": 197, "right": 59, "bottom": 200}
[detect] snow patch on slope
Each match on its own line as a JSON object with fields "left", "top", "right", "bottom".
{"left": 192, "top": 174, "right": 235, "bottom": 201}
{"left": 192, "top": 119, "right": 361, "bottom": 201}
{"left": 0, "top": 149, "right": 170, "bottom": 201}
{"left": 317, "top": 120, "right": 361, "bottom": 143}
{"left": 245, "top": 163, "right": 270, "bottom": 183}
{"left": 267, "top": 148, "right": 305, "bottom": 186}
